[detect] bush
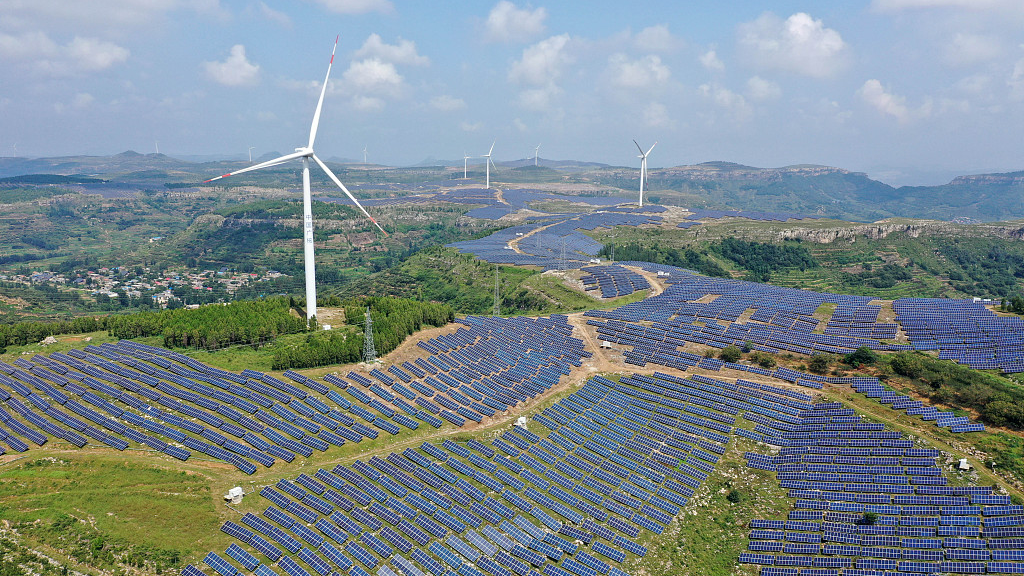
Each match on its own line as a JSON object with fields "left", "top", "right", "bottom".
{"left": 726, "top": 489, "right": 742, "bottom": 503}
{"left": 857, "top": 512, "right": 878, "bottom": 525}
{"left": 890, "top": 352, "right": 923, "bottom": 378}
{"left": 808, "top": 354, "right": 832, "bottom": 374}
{"left": 719, "top": 345, "right": 742, "bottom": 363}
{"left": 844, "top": 346, "right": 879, "bottom": 367}
{"left": 751, "top": 351, "right": 777, "bottom": 368}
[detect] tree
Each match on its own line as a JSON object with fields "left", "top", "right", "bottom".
{"left": 719, "top": 345, "right": 742, "bottom": 363}
{"left": 808, "top": 354, "right": 832, "bottom": 374}
{"left": 844, "top": 346, "right": 879, "bottom": 367}
{"left": 890, "top": 352, "right": 922, "bottom": 378}
{"left": 857, "top": 512, "right": 878, "bottom": 525}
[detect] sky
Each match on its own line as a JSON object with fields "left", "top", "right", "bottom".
{"left": 2, "top": 1, "right": 1024, "bottom": 185}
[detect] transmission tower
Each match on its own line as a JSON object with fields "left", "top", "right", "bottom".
{"left": 362, "top": 307, "right": 377, "bottom": 363}
{"left": 493, "top": 265, "right": 500, "bottom": 317}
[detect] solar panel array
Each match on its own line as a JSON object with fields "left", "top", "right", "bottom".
{"left": 684, "top": 209, "right": 823, "bottom": 222}
{"left": 0, "top": 314, "right": 587, "bottom": 464}
{"left": 739, "top": 387, "right": 1012, "bottom": 576}
{"left": 580, "top": 266, "right": 651, "bottom": 299}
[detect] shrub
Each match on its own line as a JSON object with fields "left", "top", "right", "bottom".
{"left": 844, "top": 346, "right": 879, "bottom": 367}
{"left": 719, "top": 345, "right": 742, "bottom": 363}
{"left": 808, "top": 354, "right": 832, "bottom": 374}
{"left": 890, "top": 352, "right": 923, "bottom": 378}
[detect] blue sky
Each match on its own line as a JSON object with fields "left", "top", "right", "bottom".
{"left": 2, "top": 0, "right": 1024, "bottom": 184}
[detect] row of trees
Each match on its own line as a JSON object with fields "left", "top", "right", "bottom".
{"left": 107, "top": 297, "right": 308, "bottom": 351}
{"left": 272, "top": 296, "right": 454, "bottom": 370}
{"left": 597, "top": 243, "right": 729, "bottom": 278}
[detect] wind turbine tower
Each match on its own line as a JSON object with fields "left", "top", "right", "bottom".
{"left": 248, "top": 146, "right": 255, "bottom": 163}
{"left": 203, "top": 37, "right": 386, "bottom": 323}
{"left": 634, "top": 140, "right": 657, "bottom": 208}
{"left": 363, "top": 145, "right": 367, "bottom": 164}
{"left": 534, "top": 143, "right": 541, "bottom": 166}
{"left": 463, "top": 153, "right": 471, "bottom": 179}
{"left": 483, "top": 141, "right": 495, "bottom": 189}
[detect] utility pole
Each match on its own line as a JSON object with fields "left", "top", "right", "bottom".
{"left": 362, "top": 307, "right": 377, "bottom": 363}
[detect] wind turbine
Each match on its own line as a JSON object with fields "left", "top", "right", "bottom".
{"left": 483, "top": 141, "right": 495, "bottom": 189}
{"left": 203, "top": 37, "right": 387, "bottom": 323}
{"left": 463, "top": 152, "right": 472, "bottom": 179}
{"left": 11, "top": 144, "right": 15, "bottom": 157}
{"left": 363, "top": 145, "right": 367, "bottom": 164}
{"left": 534, "top": 143, "right": 540, "bottom": 167}
{"left": 248, "top": 146, "right": 255, "bottom": 163}
{"left": 633, "top": 139, "right": 657, "bottom": 208}
{"left": 155, "top": 141, "right": 160, "bottom": 154}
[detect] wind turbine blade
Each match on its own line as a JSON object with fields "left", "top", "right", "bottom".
{"left": 488, "top": 140, "right": 495, "bottom": 156}
{"left": 646, "top": 141, "right": 658, "bottom": 156}
{"left": 633, "top": 139, "right": 644, "bottom": 156}
{"left": 203, "top": 150, "right": 306, "bottom": 183}
{"left": 313, "top": 154, "right": 388, "bottom": 236}
{"left": 308, "top": 36, "right": 339, "bottom": 150}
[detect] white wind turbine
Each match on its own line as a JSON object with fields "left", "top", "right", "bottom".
{"left": 463, "top": 152, "right": 472, "bottom": 179}
{"left": 363, "top": 145, "right": 367, "bottom": 164}
{"left": 204, "top": 37, "right": 387, "bottom": 323}
{"left": 248, "top": 146, "right": 255, "bottom": 163}
{"left": 634, "top": 139, "right": 657, "bottom": 208}
{"left": 483, "top": 141, "right": 495, "bottom": 189}
{"left": 534, "top": 143, "right": 540, "bottom": 166}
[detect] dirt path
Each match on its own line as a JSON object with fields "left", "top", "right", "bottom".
{"left": 494, "top": 187, "right": 508, "bottom": 206}
{"left": 508, "top": 219, "right": 564, "bottom": 255}
{"left": 623, "top": 266, "right": 666, "bottom": 298}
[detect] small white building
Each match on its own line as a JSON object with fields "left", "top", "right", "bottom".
{"left": 224, "top": 486, "right": 245, "bottom": 504}
{"left": 657, "top": 270, "right": 670, "bottom": 277}
{"left": 515, "top": 416, "right": 528, "bottom": 428}
{"left": 958, "top": 458, "right": 971, "bottom": 471}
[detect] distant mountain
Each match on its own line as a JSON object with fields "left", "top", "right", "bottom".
{"left": 4, "top": 151, "right": 1024, "bottom": 221}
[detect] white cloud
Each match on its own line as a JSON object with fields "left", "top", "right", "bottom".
{"left": 699, "top": 49, "right": 724, "bottom": 71}
{"left": 341, "top": 58, "right": 404, "bottom": 97}
{"left": 68, "top": 37, "right": 130, "bottom": 71}
{"left": 643, "top": 102, "right": 671, "bottom": 128}
{"left": 0, "top": 31, "right": 128, "bottom": 76}
{"left": 746, "top": 76, "right": 781, "bottom": 100}
{"left": 0, "top": 0, "right": 229, "bottom": 32}
{"left": 858, "top": 79, "right": 932, "bottom": 122}
{"left": 354, "top": 34, "right": 428, "bottom": 66}
{"left": 485, "top": 1, "right": 547, "bottom": 43}
{"left": 460, "top": 121, "right": 482, "bottom": 132}
{"left": 311, "top": 0, "right": 393, "bottom": 15}
{"left": 351, "top": 96, "right": 385, "bottom": 111}
{"left": 72, "top": 92, "right": 95, "bottom": 109}
{"left": 513, "top": 118, "right": 528, "bottom": 132}
{"left": 944, "top": 33, "right": 1001, "bottom": 67}
{"left": 607, "top": 53, "right": 670, "bottom": 88}
{"left": 203, "top": 44, "right": 260, "bottom": 86}
{"left": 508, "top": 34, "right": 572, "bottom": 111}
{"left": 738, "top": 12, "right": 847, "bottom": 78}
{"left": 256, "top": 1, "right": 292, "bottom": 27}
{"left": 429, "top": 95, "right": 466, "bottom": 111}
{"left": 508, "top": 34, "right": 572, "bottom": 85}
{"left": 634, "top": 24, "right": 682, "bottom": 52}
{"left": 699, "top": 83, "right": 752, "bottom": 119}
{"left": 1009, "top": 58, "right": 1024, "bottom": 99}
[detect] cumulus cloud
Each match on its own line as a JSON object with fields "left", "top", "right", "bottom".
{"left": 607, "top": 53, "right": 671, "bottom": 88}
{"left": 429, "top": 94, "right": 466, "bottom": 111}
{"left": 341, "top": 58, "right": 404, "bottom": 97}
{"left": 203, "top": 44, "right": 260, "bottom": 86}
{"left": 858, "top": 79, "right": 932, "bottom": 122}
{"left": 508, "top": 34, "right": 572, "bottom": 85}
{"left": 311, "top": 0, "right": 393, "bottom": 15}
{"left": 643, "top": 102, "right": 671, "bottom": 128}
{"left": 699, "top": 83, "right": 753, "bottom": 119}
{"left": 460, "top": 121, "right": 482, "bottom": 132}
{"left": 944, "top": 33, "right": 1001, "bottom": 67}
{"left": 508, "top": 34, "right": 572, "bottom": 111}
{"left": 699, "top": 49, "right": 724, "bottom": 71}
{"left": 0, "top": 31, "right": 128, "bottom": 76}
{"left": 256, "top": 1, "right": 292, "bottom": 27}
{"left": 746, "top": 76, "right": 781, "bottom": 100}
{"left": 0, "top": 0, "right": 229, "bottom": 32}
{"left": 634, "top": 24, "right": 682, "bottom": 52}
{"left": 354, "top": 33, "right": 429, "bottom": 66}
{"left": 738, "top": 12, "right": 847, "bottom": 78}
{"left": 72, "top": 92, "right": 95, "bottom": 109}
{"left": 485, "top": 1, "right": 546, "bottom": 43}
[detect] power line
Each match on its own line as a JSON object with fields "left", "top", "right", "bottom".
{"left": 362, "top": 306, "right": 377, "bottom": 363}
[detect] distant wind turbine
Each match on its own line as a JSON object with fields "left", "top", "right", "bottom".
{"left": 248, "top": 146, "right": 255, "bottom": 163}
{"left": 634, "top": 139, "right": 657, "bottom": 208}
{"left": 155, "top": 141, "right": 159, "bottom": 154}
{"left": 463, "top": 152, "right": 472, "bottom": 179}
{"left": 203, "top": 37, "right": 387, "bottom": 323}
{"left": 483, "top": 141, "right": 495, "bottom": 189}
{"left": 12, "top": 143, "right": 17, "bottom": 157}
{"left": 534, "top": 143, "right": 540, "bottom": 166}
{"left": 363, "top": 145, "right": 367, "bottom": 164}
